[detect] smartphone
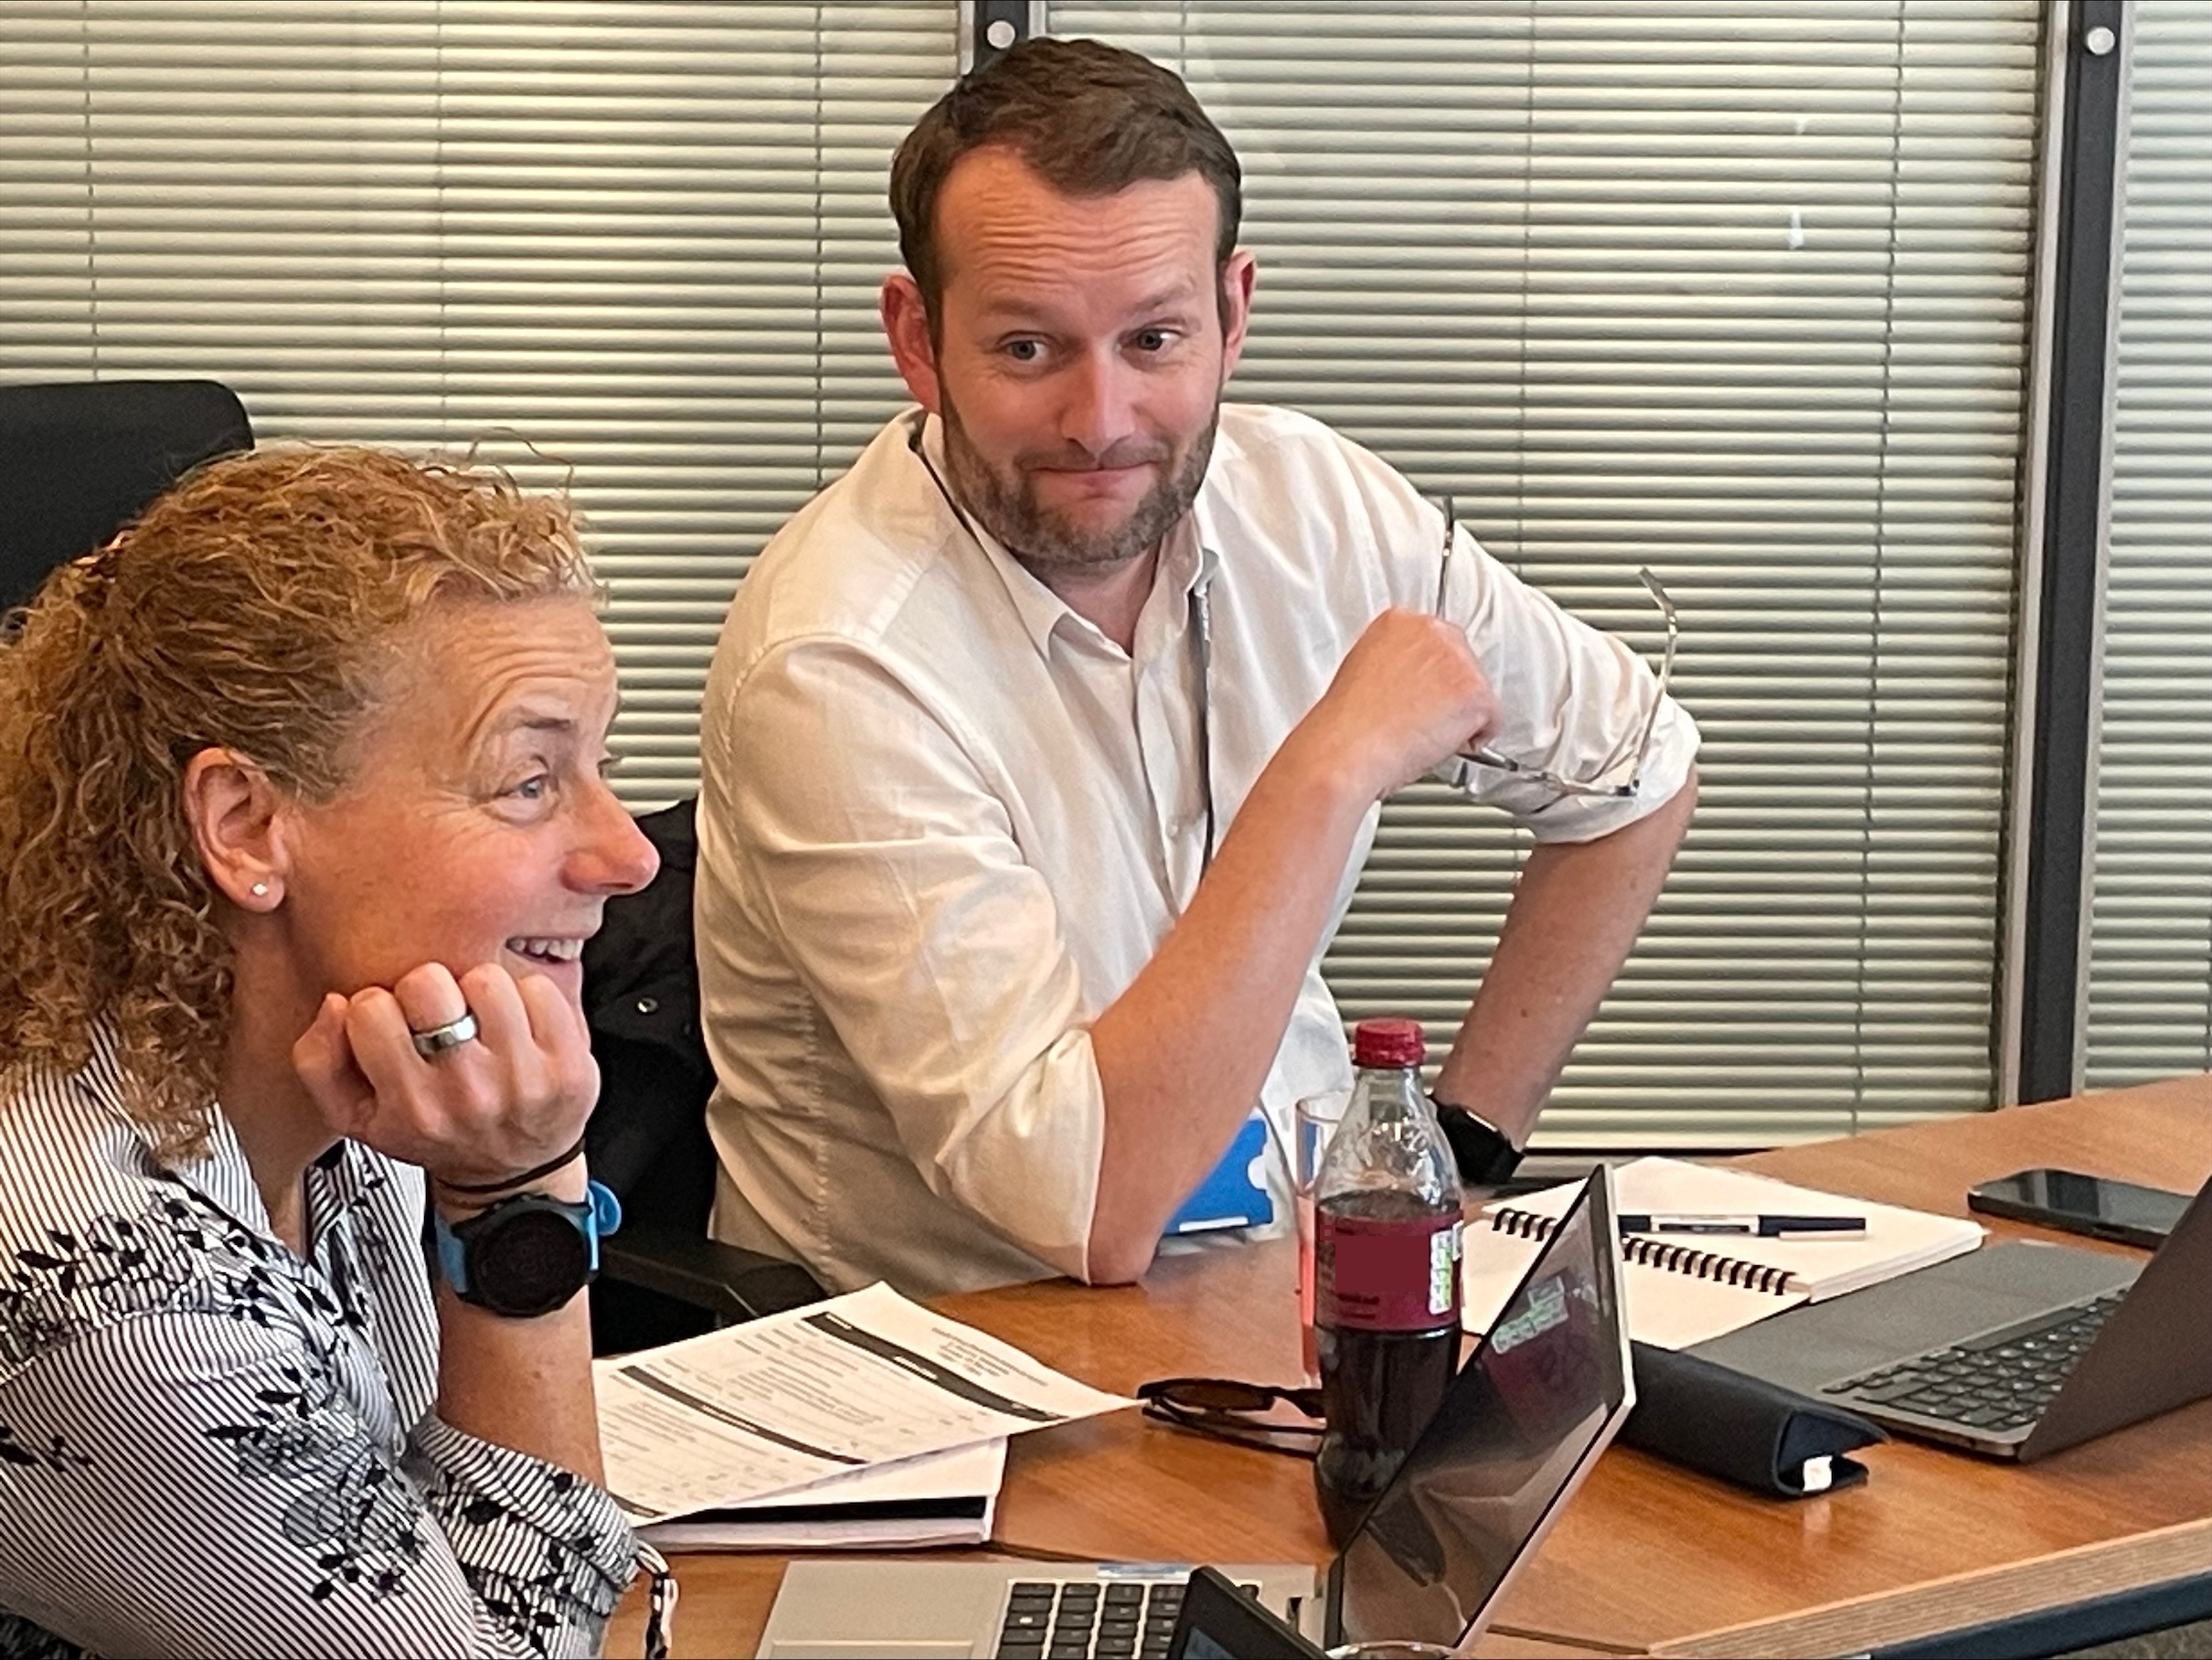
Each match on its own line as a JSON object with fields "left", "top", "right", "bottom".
{"left": 1168, "top": 1567, "right": 1326, "bottom": 1660}
{"left": 1966, "top": 1167, "right": 2190, "bottom": 1250}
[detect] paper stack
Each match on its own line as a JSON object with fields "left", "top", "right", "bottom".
{"left": 597, "top": 1281, "right": 1130, "bottom": 1544}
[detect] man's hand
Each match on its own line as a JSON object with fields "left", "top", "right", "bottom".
{"left": 1284, "top": 609, "right": 1500, "bottom": 802}
{"left": 292, "top": 962, "right": 600, "bottom": 1194}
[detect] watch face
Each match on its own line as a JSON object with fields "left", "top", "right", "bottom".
{"left": 469, "top": 1205, "right": 592, "bottom": 1318}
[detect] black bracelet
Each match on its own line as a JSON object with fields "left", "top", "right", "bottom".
{"left": 1430, "top": 1094, "right": 1526, "bottom": 1186}
{"left": 433, "top": 1132, "right": 589, "bottom": 1197}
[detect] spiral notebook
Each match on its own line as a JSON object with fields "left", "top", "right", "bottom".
{"left": 1462, "top": 1157, "right": 1983, "bottom": 1350}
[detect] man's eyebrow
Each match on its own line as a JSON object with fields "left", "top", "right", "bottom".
{"left": 492, "top": 711, "right": 580, "bottom": 738}
{"left": 974, "top": 282, "right": 1203, "bottom": 327}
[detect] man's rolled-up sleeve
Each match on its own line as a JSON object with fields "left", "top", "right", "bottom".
{"left": 1441, "top": 519, "right": 1700, "bottom": 844}
{"left": 718, "top": 639, "right": 1106, "bottom": 1281}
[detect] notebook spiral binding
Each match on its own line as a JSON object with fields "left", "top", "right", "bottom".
{"left": 1489, "top": 1208, "right": 1796, "bottom": 1296}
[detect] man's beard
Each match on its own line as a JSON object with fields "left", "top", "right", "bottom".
{"left": 940, "top": 392, "right": 1218, "bottom": 576}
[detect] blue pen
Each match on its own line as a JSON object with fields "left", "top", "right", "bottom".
{"left": 1619, "top": 1212, "right": 1866, "bottom": 1239}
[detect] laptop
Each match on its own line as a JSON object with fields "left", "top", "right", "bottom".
{"left": 756, "top": 1170, "right": 1633, "bottom": 1659}
{"left": 1689, "top": 1169, "right": 2212, "bottom": 1461}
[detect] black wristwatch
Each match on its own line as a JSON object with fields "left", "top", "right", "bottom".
{"left": 432, "top": 1181, "right": 622, "bottom": 1318}
{"left": 1430, "top": 1094, "right": 1526, "bottom": 1186}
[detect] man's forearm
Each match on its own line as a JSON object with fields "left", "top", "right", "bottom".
{"left": 1432, "top": 769, "right": 1697, "bottom": 1144}
{"left": 1084, "top": 749, "right": 1375, "bottom": 1282}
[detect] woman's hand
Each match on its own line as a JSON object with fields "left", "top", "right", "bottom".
{"left": 292, "top": 961, "right": 600, "bottom": 1195}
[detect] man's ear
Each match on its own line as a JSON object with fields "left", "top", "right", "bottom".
{"left": 1218, "top": 250, "right": 1257, "bottom": 384}
{"left": 881, "top": 272, "right": 944, "bottom": 414}
{"left": 181, "top": 747, "right": 290, "bottom": 913}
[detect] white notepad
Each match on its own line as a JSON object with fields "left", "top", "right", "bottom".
{"left": 1463, "top": 1157, "right": 1984, "bottom": 1349}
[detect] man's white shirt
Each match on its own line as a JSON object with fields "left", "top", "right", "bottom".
{"left": 695, "top": 403, "right": 1697, "bottom": 1296}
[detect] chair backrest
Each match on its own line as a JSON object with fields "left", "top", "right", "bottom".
{"left": 582, "top": 795, "right": 831, "bottom": 1352}
{"left": 582, "top": 795, "right": 718, "bottom": 1232}
{"left": 0, "top": 379, "right": 253, "bottom": 613}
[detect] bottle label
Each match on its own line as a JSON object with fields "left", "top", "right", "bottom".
{"left": 1314, "top": 1210, "right": 1462, "bottom": 1332}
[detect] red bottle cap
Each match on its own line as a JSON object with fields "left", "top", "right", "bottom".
{"left": 1352, "top": 1018, "right": 1427, "bottom": 1069}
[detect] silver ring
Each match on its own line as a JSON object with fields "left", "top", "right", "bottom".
{"left": 409, "top": 1010, "right": 480, "bottom": 1060}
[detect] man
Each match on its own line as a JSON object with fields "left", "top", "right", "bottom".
{"left": 694, "top": 37, "right": 1697, "bottom": 1296}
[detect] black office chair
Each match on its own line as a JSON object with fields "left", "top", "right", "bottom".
{"left": 1, "top": 378, "right": 253, "bottom": 613}
{"left": 583, "top": 798, "right": 828, "bottom": 1353}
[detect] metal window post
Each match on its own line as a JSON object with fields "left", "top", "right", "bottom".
{"left": 2007, "top": 0, "right": 2131, "bottom": 1104}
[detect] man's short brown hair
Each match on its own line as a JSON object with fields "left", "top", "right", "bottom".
{"left": 889, "top": 37, "right": 1242, "bottom": 325}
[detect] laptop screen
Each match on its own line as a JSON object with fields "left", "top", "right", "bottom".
{"left": 1328, "top": 1174, "right": 1630, "bottom": 1651}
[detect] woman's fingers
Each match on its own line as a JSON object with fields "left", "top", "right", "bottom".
{"left": 295, "top": 961, "right": 597, "bottom": 1184}
{"left": 389, "top": 961, "right": 470, "bottom": 1038}
{"left": 514, "top": 968, "right": 601, "bottom": 1119}
{"left": 291, "top": 991, "right": 376, "bottom": 1138}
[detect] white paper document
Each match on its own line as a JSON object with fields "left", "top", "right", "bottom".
{"left": 637, "top": 1439, "right": 1006, "bottom": 1552}
{"left": 596, "top": 1282, "right": 1130, "bottom": 1523}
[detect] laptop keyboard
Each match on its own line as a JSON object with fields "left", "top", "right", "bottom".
{"left": 1820, "top": 1290, "right": 2127, "bottom": 1433}
{"left": 994, "top": 1577, "right": 1258, "bottom": 1660}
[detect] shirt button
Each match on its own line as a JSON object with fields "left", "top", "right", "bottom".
{"left": 635, "top": 995, "right": 659, "bottom": 1016}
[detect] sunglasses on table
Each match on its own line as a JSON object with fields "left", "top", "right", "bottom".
{"left": 1136, "top": 1377, "right": 1324, "bottom": 1461}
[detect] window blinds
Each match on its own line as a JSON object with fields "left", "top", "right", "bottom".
{"left": 2083, "top": 4, "right": 2212, "bottom": 1089}
{"left": 1045, "top": 0, "right": 2041, "bottom": 1144}
{"left": 0, "top": 0, "right": 953, "bottom": 806}
{"left": 3, "top": 1, "right": 2050, "bottom": 1146}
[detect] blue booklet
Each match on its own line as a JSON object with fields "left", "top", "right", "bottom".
{"left": 1165, "top": 1112, "right": 1275, "bottom": 1235}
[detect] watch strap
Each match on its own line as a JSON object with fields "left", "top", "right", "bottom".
{"left": 434, "top": 1180, "right": 622, "bottom": 1311}
{"left": 1430, "top": 1095, "right": 1526, "bottom": 1186}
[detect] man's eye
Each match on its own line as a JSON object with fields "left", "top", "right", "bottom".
{"left": 1004, "top": 339, "right": 1043, "bottom": 363}
{"left": 1132, "top": 328, "right": 1175, "bottom": 353}
{"left": 510, "top": 774, "right": 551, "bottom": 802}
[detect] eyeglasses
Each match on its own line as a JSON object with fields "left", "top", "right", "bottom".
{"left": 1432, "top": 494, "right": 1679, "bottom": 801}
{"left": 1136, "top": 1377, "right": 1324, "bottom": 1461}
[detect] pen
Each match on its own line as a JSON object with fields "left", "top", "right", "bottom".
{"left": 1619, "top": 1212, "right": 1866, "bottom": 1238}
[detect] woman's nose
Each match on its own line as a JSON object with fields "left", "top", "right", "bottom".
{"left": 571, "top": 785, "right": 661, "bottom": 896}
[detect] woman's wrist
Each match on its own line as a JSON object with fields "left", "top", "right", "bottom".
{"left": 430, "top": 1153, "right": 591, "bottom": 1220}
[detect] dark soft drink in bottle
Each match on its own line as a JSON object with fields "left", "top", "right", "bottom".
{"left": 1311, "top": 1017, "right": 1463, "bottom": 1545}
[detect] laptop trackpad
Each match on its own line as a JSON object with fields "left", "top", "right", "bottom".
{"left": 1688, "top": 1241, "right": 2142, "bottom": 1395}
{"left": 763, "top": 1644, "right": 977, "bottom": 1659}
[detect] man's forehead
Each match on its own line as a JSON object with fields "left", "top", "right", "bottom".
{"left": 935, "top": 148, "right": 1221, "bottom": 293}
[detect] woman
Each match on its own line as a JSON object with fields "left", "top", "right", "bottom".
{"left": 0, "top": 446, "right": 665, "bottom": 1657}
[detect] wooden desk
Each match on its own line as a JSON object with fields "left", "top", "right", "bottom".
{"left": 609, "top": 1074, "right": 2212, "bottom": 1658}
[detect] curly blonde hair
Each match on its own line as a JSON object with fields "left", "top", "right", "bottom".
{"left": 0, "top": 444, "right": 597, "bottom": 1157}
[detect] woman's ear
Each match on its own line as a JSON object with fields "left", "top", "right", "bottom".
{"left": 181, "top": 748, "right": 289, "bottom": 912}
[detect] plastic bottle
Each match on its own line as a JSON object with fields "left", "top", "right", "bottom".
{"left": 1311, "top": 1017, "right": 1464, "bottom": 1545}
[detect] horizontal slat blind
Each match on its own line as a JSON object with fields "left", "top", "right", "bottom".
{"left": 2084, "top": 3, "right": 2212, "bottom": 1088}
{"left": 0, "top": 0, "right": 954, "bottom": 805}
{"left": 1048, "top": 0, "right": 2038, "bottom": 1144}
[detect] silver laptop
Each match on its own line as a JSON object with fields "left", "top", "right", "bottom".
{"left": 1691, "top": 1170, "right": 2212, "bottom": 1460}
{"left": 757, "top": 1170, "right": 1633, "bottom": 1660}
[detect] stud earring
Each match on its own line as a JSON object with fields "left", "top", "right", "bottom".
{"left": 250, "top": 882, "right": 270, "bottom": 898}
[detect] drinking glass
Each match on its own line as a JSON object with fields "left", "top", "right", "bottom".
{"left": 1294, "top": 1088, "right": 1352, "bottom": 1383}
